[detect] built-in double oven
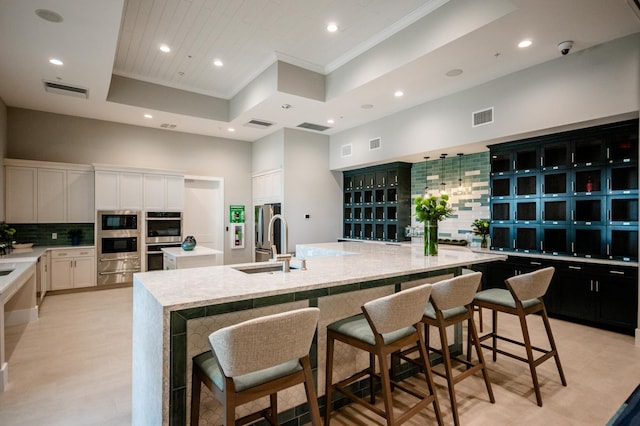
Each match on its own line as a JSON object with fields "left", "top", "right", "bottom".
{"left": 97, "top": 210, "right": 142, "bottom": 285}
{"left": 145, "top": 211, "right": 182, "bottom": 271}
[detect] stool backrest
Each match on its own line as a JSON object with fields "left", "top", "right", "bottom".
{"left": 208, "top": 307, "right": 320, "bottom": 377}
{"left": 363, "top": 283, "right": 432, "bottom": 334}
{"left": 430, "top": 272, "right": 482, "bottom": 310}
{"left": 505, "top": 267, "right": 555, "bottom": 301}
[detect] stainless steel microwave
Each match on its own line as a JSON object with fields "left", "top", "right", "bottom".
{"left": 98, "top": 210, "right": 140, "bottom": 232}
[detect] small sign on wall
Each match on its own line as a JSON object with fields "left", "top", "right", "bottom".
{"left": 230, "top": 205, "right": 245, "bottom": 223}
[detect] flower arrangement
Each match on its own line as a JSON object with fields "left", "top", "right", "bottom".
{"left": 413, "top": 193, "right": 454, "bottom": 224}
{"left": 0, "top": 222, "right": 16, "bottom": 243}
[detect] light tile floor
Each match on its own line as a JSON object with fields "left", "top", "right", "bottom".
{"left": 0, "top": 287, "right": 638, "bottom": 425}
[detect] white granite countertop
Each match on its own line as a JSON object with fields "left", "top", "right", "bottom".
{"left": 134, "top": 241, "right": 507, "bottom": 310}
{"left": 161, "top": 246, "right": 222, "bottom": 257}
{"left": 0, "top": 261, "right": 36, "bottom": 303}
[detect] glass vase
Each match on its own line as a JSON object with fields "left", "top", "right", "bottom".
{"left": 481, "top": 234, "right": 489, "bottom": 249}
{"left": 424, "top": 221, "right": 438, "bottom": 256}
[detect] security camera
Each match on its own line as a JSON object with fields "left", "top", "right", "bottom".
{"left": 558, "top": 40, "right": 573, "bottom": 55}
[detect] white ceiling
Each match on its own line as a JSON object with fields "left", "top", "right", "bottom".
{"left": 0, "top": 0, "right": 638, "bottom": 144}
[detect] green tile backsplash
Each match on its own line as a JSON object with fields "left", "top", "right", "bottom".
{"left": 10, "top": 223, "right": 95, "bottom": 246}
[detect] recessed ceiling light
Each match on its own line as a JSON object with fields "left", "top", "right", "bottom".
{"left": 394, "top": 90, "right": 404, "bottom": 97}
{"left": 518, "top": 39, "right": 533, "bottom": 48}
{"left": 35, "top": 9, "right": 63, "bottom": 23}
{"left": 227, "top": 128, "right": 235, "bottom": 132}
{"left": 327, "top": 119, "right": 335, "bottom": 124}
{"left": 160, "top": 44, "right": 171, "bottom": 53}
{"left": 446, "top": 69, "right": 463, "bottom": 77}
{"left": 49, "top": 58, "right": 63, "bottom": 66}
{"left": 327, "top": 23, "right": 338, "bottom": 32}
{"left": 213, "top": 59, "right": 223, "bottom": 67}
{"left": 361, "top": 104, "right": 374, "bottom": 109}
{"left": 144, "top": 114, "right": 153, "bottom": 119}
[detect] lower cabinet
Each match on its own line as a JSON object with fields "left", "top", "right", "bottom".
{"left": 50, "top": 248, "right": 96, "bottom": 290}
{"left": 476, "top": 255, "right": 638, "bottom": 334}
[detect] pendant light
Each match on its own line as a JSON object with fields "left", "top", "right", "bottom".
{"left": 457, "top": 153, "right": 464, "bottom": 193}
{"left": 439, "top": 154, "right": 447, "bottom": 194}
{"left": 423, "top": 156, "right": 430, "bottom": 195}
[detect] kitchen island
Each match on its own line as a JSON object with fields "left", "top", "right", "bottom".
{"left": 131, "top": 241, "right": 506, "bottom": 425}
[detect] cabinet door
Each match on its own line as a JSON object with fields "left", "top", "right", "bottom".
{"left": 165, "top": 175, "right": 184, "bottom": 211}
{"left": 596, "top": 268, "right": 638, "bottom": 331}
{"left": 144, "top": 174, "right": 165, "bottom": 211}
{"left": 67, "top": 170, "right": 94, "bottom": 222}
{"left": 37, "top": 168, "right": 66, "bottom": 223}
{"left": 119, "top": 172, "right": 144, "bottom": 210}
{"left": 72, "top": 256, "right": 96, "bottom": 288}
{"left": 95, "top": 170, "right": 119, "bottom": 210}
{"left": 6, "top": 166, "right": 37, "bottom": 223}
{"left": 51, "top": 258, "right": 73, "bottom": 290}
{"left": 552, "top": 265, "right": 596, "bottom": 322}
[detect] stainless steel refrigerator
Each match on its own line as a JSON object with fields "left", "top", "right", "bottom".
{"left": 255, "top": 203, "right": 281, "bottom": 262}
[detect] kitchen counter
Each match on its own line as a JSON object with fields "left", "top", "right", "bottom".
{"left": 132, "top": 241, "right": 506, "bottom": 425}
{"left": 161, "top": 246, "right": 223, "bottom": 269}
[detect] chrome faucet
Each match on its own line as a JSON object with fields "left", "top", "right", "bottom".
{"left": 267, "top": 214, "right": 291, "bottom": 271}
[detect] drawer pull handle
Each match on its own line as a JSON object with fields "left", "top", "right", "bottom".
{"left": 530, "top": 261, "right": 542, "bottom": 265}
{"left": 568, "top": 265, "right": 582, "bottom": 270}
{"left": 609, "top": 270, "right": 625, "bottom": 275}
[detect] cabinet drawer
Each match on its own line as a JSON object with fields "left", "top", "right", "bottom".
{"left": 51, "top": 248, "right": 95, "bottom": 259}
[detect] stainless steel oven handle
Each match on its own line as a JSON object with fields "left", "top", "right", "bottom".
{"left": 99, "top": 256, "right": 140, "bottom": 261}
{"left": 98, "top": 270, "right": 140, "bottom": 275}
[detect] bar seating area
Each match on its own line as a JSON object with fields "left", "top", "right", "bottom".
{"left": 187, "top": 267, "right": 572, "bottom": 425}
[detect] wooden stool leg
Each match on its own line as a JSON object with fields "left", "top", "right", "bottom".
{"left": 491, "top": 310, "right": 498, "bottom": 362}
{"left": 377, "top": 349, "right": 395, "bottom": 426}
{"left": 269, "top": 393, "right": 278, "bottom": 425}
{"left": 369, "top": 353, "right": 376, "bottom": 404}
{"left": 302, "top": 357, "right": 322, "bottom": 426}
{"left": 469, "top": 316, "right": 495, "bottom": 403}
{"left": 437, "top": 319, "right": 460, "bottom": 426}
{"left": 541, "top": 308, "right": 567, "bottom": 386}
{"left": 518, "top": 310, "right": 543, "bottom": 407}
{"left": 417, "top": 332, "right": 444, "bottom": 426}
{"left": 324, "top": 334, "right": 335, "bottom": 426}
{"left": 190, "top": 369, "right": 202, "bottom": 426}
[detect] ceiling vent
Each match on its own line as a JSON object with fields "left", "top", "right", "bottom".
{"left": 160, "top": 123, "right": 177, "bottom": 129}
{"left": 472, "top": 107, "right": 494, "bottom": 127}
{"left": 297, "top": 122, "right": 331, "bottom": 132}
{"left": 43, "top": 80, "right": 88, "bottom": 99}
{"left": 369, "top": 137, "right": 382, "bottom": 150}
{"left": 341, "top": 144, "right": 352, "bottom": 157}
{"left": 244, "top": 119, "right": 274, "bottom": 129}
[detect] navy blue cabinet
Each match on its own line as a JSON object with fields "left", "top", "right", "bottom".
{"left": 489, "top": 119, "right": 638, "bottom": 261}
{"left": 343, "top": 162, "right": 411, "bottom": 242}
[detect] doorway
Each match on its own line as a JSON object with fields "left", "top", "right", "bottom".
{"left": 183, "top": 176, "right": 225, "bottom": 263}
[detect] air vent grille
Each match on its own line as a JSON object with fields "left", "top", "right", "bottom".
{"left": 369, "top": 137, "right": 381, "bottom": 150}
{"left": 43, "top": 80, "right": 89, "bottom": 99}
{"left": 160, "top": 123, "right": 177, "bottom": 129}
{"left": 244, "top": 119, "right": 274, "bottom": 128}
{"left": 472, "top": 107, "right": 494, "bottom": 127}
{"left": 297, "top": 122, "right": 331, "bottom": 132}
{"left": 342, "top": 144, "right": 352, "bottom": 157}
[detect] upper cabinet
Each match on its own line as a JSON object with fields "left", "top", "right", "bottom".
{"left": 144, "top": 173, "right": 184, "bottom": 211}
{"left": 94, "top": 164, "right": 184, "bottom": 212}
{"left": 252, "top": 169, "right": 282, "bottom": 205}
{"left": 5, "top": 160, "right": 94, "bottom": 223}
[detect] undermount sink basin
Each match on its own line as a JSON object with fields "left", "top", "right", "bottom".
{"left": 0, "top": 263, "right": 16, "bottom": 276}
{"left": 232, "top": 263, "right": 299, "bottom": 274}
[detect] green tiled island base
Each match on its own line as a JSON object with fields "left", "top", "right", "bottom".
{"left": 171, "top": 274, "right": 458, "bottom": 425}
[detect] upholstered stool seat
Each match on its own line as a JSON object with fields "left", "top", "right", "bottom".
{"left": 190, "top": 307, "right": 322, "bottom": 426}
{"left": 473, "top": 267, "right": 567, "bottom": 407}
{"left": 324, "top": 284, "right": 443, "bottom": 426}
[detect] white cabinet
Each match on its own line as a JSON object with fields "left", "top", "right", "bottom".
{"left": 5, "top": 166, "right": 37, "bottom": 223}
{"left": 5, "top": 160, "right": 94, "bottom": 223}
{"left": 50, "top": 248, "right": 96, "bottom": 290}
{"left": 95, "top": 170, "right": 143, "bottom": 211}
{"left": 144, "top": 174, "right": 184, "bottom": 211}
{"left": 37, "top": 251, "right": 49, "bottom": 303}
{"left": 252, "top": 170, "right": 282, "bottom": 205}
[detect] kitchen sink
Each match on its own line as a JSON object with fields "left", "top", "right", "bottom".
{"left": 0, "top": 270, "right": 13, "bottom": 276}
{"left": 232, "top": 263, "right": 299, "bottom": 274}
{"left": 0, "top": 264, "right": 15, "bottom": 276}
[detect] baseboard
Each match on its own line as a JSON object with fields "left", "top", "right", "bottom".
{"left": 4, "top": 306, "right": 38, "bottom": 327}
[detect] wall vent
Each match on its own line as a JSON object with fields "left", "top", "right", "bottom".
{"left": 369, "top": 137, "right": 381, "bottom": 150}
{"left": 43, "top": 80, "right": 89, "bottom": 99}
{"left": 341, "top": 144, "right": 352, "bottom": 157}
{"left": 472, "top": 107, "right": 494, "bottom": 127}
{"left": 244, "top": 119, "right": 274, "bottom": 128}
{"left": 160, "top": 123, "right": 177, "bottom": 129}
{"left": 297, "top": 122, "right": 331, "bottom": 132}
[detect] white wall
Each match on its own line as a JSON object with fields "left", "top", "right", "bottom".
{"left": 6, "top": 108, "right": 254, "bottom": 263}
{"left": 330, "top": 34, "right": 640, "bottom": 170}
{"left": 0, "top": 97, "right": 6, "bottom": 222}
{"left": 283, "top": 129, "right": 342, "bottom": 249}
{"left": 252, "top": 129, "right": 284, "bottom": 173}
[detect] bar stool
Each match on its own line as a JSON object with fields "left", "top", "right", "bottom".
{"left": 426, "top": 272, "right": 495, "bottom": 425}
{"left": 324, "top": 284, "right": 443, "bottom": 426}
{"left": 190, "top": 307, "right": 322, "bottom": 426}
{"left": 473, "top": 266, "right": 567, "bottom": 406}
